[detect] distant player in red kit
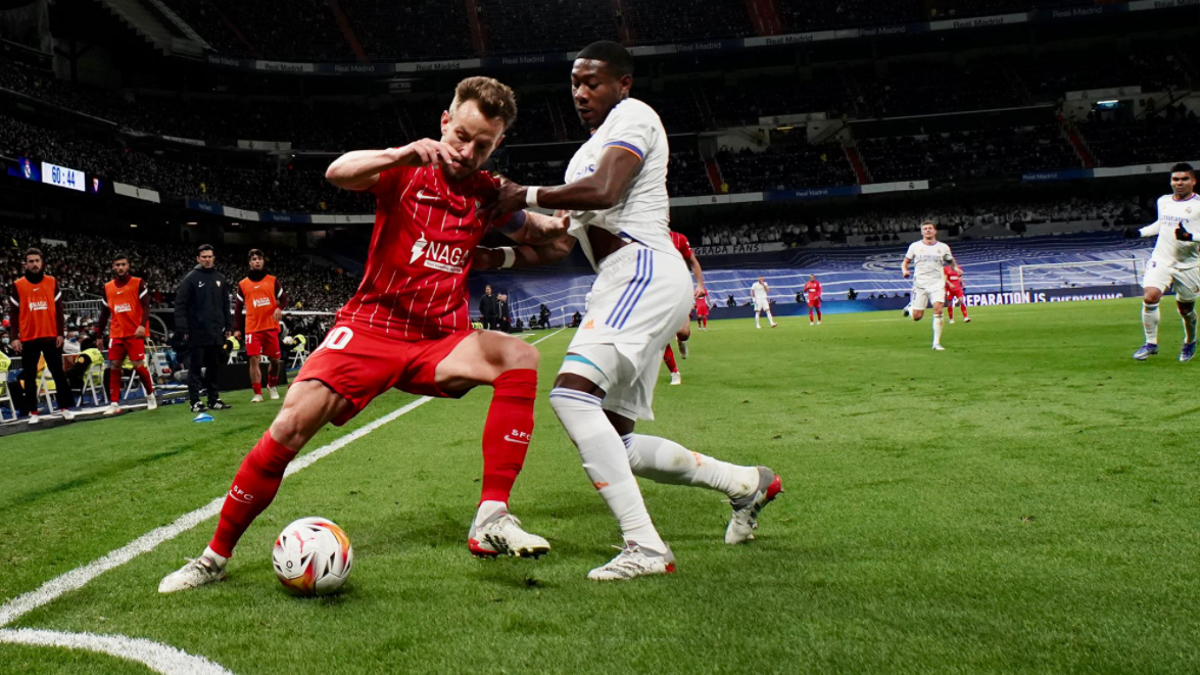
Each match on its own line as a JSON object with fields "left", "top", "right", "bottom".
{"left": 695, "top": 290, "right": 711, "bottom": 330}
{"left": 95, "top": 253, "right": 156, "bottom": 415}
{"left": 944, "top": 264, "right": 970, "bottom": 323}
{"left": 662, "top": 230, "right": 706, "bottom": 386}
{"left": 235, "top": 249, "right": 286, "bottom": 403}
{"left": 160, "top": 77, "right": 568, "bottom": 594}
{"left": 804, "top": 274, "right": 822, "bottom": 325}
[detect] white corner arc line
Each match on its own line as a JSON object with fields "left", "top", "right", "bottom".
{"left": 0, "top": 628, "right": 235, "bottom": 675}
{"left": 0, "top": 328, "right": 569, "bottom": 672}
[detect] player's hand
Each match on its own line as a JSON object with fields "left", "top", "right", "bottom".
{"left": 134, "top": 325, "right": 146, "bottom": 338}
{"left": 273, "top": 308, "right": 283, "bottom": 322}
{"left": 495, "top": 176, "right": 529, "bottom": 214}
{"left": 472, "top": 247, "right": 504, "bottom": 270}
{"left": 10, "top": 339, "right": 20, "bottom": 354}
{"left": 56, "top": 335, "right": 64, "bottom": 348}
{"left": 396, "top": 139, "right": 461, "bottom": 169}
{"left": 694, "top": 284, "right": 706, "bottom": 299}
{"left": 903, "top": 269, "right": 911, "bottom": 278}
{"left": 1176, "top": 225, "right": 1195, "bottom": 242}
{"left": 234, "top": 330, "right": 242, "bottom": 340}
{"left": 522, "top": 215, "right": 570, "bottom": 246}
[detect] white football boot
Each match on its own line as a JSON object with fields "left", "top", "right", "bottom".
{"left": 61, "top": 408, "right": 75, "bottom": 421}
{"left": 250, "top": 394, "right": 263, "bottom": 403}
{"left": 670, "top": 371, "right": 682, "bottom": 386}
{"left": 28, "top": 413, "right": 39, "bottom": 425}
{"left": 588, "top": 543, "right": 675, "bottom": 581}
{"left": 468, "top": 514, "right": 550, "bottom": 559}
{"left": 159, "top": 549, "right": 227, "bottom": 593}
{"left": 726, "top": 467, "right": 783, "bottom": 544}
{"left": 268, "top": 386, "right": 280, "bottom": 400}
{"left": 146, "top": 395, "right": 158, "bottom": 411}
{"left": 103, "top": 402, "right": 121, "bottom": 416}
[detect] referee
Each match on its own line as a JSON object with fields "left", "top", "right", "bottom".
{"left": 175, "top": 244, "right": 233, "bottom": 412}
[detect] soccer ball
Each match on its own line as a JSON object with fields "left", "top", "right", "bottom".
{"left": 283, "top": 336, "right": 295, "bottom": 346}
{"left": 943, "top": 253, "right": 955, "bottom": 265}
{"left": 272, "top": 517, "right": 354, "bottom": 596}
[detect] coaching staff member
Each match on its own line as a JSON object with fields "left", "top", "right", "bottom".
{"left": 175, "top": 244, "right": 233, "bottom": 412}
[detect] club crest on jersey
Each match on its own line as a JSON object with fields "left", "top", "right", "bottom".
{"left": 410, "top": 234, "right": 468, "bottom": 274}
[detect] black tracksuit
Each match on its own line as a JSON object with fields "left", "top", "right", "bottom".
{"left": 174, "top": 265, "right": 233, "bottom": 404}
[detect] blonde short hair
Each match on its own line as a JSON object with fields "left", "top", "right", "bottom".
{"left": 450, "top": 76, "right": 518, "bottom": 129}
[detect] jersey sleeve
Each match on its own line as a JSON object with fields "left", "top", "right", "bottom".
{"left": 602, "top": 102, "right": 657, "bottom": 161}
{"left": 367, "top": 164, "right": 415, "bottom": 201}
{"left": 677, "top": 234, "right": 693, "bottom": 260}
{"left": 904, "top": 243, "right": 918, "bottom": 260}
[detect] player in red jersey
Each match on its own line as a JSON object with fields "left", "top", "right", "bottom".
{"left": 694, "top": 291, "right": 711, "bottom": 330}
{"left": 944, "top": 263, "right": 970, "bottom": 323}
{"left": 662, "top": 231, "right": 705, "bottom": 385}
{"left": 95, "top": 254, "right": 156, "bottom": 414}
{"left": 160, "top": 77, "right": 569, "bottom": 594}
{"left": 235, "top": 249, "right": 287, "bottom": 403}
{"left": 804, "top": 274, "right": 823, "bottom": 325}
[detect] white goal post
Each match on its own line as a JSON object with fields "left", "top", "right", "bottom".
{"left": 1016, "top": 259, "right": 1144, "bottom": 295}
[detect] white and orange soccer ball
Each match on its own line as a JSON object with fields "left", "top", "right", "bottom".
{"left": 271, "top": 517, "right": 354, "bottom": 597}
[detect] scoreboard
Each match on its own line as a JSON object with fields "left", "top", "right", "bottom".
{"left": 42, "top": 161, "right": 85, "bottom": 192}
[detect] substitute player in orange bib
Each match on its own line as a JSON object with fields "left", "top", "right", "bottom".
{"left": 95, "top": 253, "right": 157, "bottom": 414}
{"left": 235, "top": 249, "right": 286, "bottom": 402}
{"left": 8, "top": 247, "right": 75, "bottom": 424}
{"left": 160, "top": 76, "right": 569, "bottom": 594}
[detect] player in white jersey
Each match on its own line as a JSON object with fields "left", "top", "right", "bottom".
{"left": 902, "top": 221, "right": 954, "bottom": 350}
{"left": 487, "top": 41, "right": 781, "bottom": 581}
{"left": 1134, "top": 163, "right": 1200, "bottom": 361}
{"left": 749, "top": 276, "right": 777, "bottom": 329}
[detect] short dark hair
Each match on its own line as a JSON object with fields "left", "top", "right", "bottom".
{"left": 451, "top": 76, "right": 518, "bottom": 130}
{"left": 197, "top": 244, "right": 214, "bottom": 255}
{"left": 113, "top": 253, "right": 129, "bottom": 263}
{"left": 577, "top": 40, "right": 633, "bottom": 78}
{"left": 24, "top": 247, "right": 42, "bottom": 261}
{"left": 248, "top": 248, "right": 265, "bottom": 261}
{"left": 921, "top": 221, "right": 938, "bottom": 229}
{"left": 1172, "top": 162, "right": 1196, "bottom": 178}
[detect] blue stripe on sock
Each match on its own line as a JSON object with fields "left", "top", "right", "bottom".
{"left": 615, "top": 250, "right": 654, "bottom": 329}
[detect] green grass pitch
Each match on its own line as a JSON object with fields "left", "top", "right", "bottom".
{"left": 2, "top": 298, "right": 1199, "bottom": 674}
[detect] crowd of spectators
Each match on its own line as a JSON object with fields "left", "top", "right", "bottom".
{"left": 857, "top": 124, "right": 1080, "bottom": 183}
{"left": 715, "top": 143, "right": 856, "bottom": 193}
{"left": 1, "top": 224, "right": 360, "bottom": 315}
{"left": 687, "top": 196, "right": 1147, "bottom": 247}
{"left": 1081, "top": 105, "right": 1200, "bottom": 168}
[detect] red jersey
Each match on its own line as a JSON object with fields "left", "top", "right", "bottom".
{"left": 338, "top": 164, "right": 505, "bottom": 339}
{"left": 694, "top": 293, "right": 709, "bottom": 314}
{"left": 804, "top": 280, "right": 822, "bottom": 303}
{"left": 670, "top": 231, "right": 694, "bottom": 262}
{"left": 103, "top": 276, "right": 148, "bottom": 338}
{"left": 944, "top": 266, "right": 964, "bottom": 293}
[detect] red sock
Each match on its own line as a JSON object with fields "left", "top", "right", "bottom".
{"left": 959, "top": 303, "right": 968, "bottom": 319}
{"left": 109, "top": 369, "right": 122, "bottom": 404}
{"left": 948, "top": 304, "right": 954, "bottom": 319}
{"left": 252, "top": 382, "right": 262, "bottom": 396}
{"left": 809, "top": 308, "right": 814, "bottom": 321}
{"left": 817, "top": 308, "right": 822, "bottom": 320}
{"left": 135, "top": 366, "right": 154, "bottom": 394}
{"left": 479, "top": 369, "right": 537, "bottom": 505}
{"left": 210, "top": 431, "right": 297, "bottom": 558}
{"left": 663, "top": 345, "right": 678, "bottom": 373}
{"left": 267, "top": 371, "right": 278, "bottom": 388}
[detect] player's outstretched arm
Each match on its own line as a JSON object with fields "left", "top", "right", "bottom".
{"left": 494, "top": 146, "right": 641, "bottom": 213}
{"left": 495, "top": 210, "right": 570, "bottom": 246}
{"left": 1139, "top": 221, "right": 1161, "bottom": 238}
{"left": 688, "top": 254, "right": 706, "bottom": 297}
{"left": 325, "top": 140, "right": 462, "bottom": 191}
{"left": 473, "top": 234, "right": 577, "bottom": 270}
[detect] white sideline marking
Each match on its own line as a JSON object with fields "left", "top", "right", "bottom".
{"left": 0, "top": 328, "right": 568, "bottom": 671}
{"left": 0, "top": 628, "right": 235, "bottom": 675}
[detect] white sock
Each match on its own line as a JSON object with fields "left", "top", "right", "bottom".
{"left": 754, "top": 311, "right": 761, "bottom": 328}
{"left": 933, "top": 314, "right": 944, "bottom": 346}
{"left": 1183, "top": 310, "right": 1197, "bottom": 343}
{"left": 549, "top": 388, "right": 666, "bottom": 553}
{"left": 472, "top": 500, "right": 507, "bottom": 533}
{"left": 766, "top": 308, "right": 775, "bottom": 324}
{"left": 621, "top": 434, "right": 759, "bottom": 499}
{"left": 202, "top": 546, "right": 228, "bottom": 567}
{"left": 1143, "top": 302, "right": 1160, "bottom": 344}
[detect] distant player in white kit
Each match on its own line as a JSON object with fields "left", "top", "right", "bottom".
{"left": 750, "top": 276, "right": 776, "bottom": 328}
{"left": 902, "top": 221, "right": 953, "bottom": 351}
{"left": 489, "top": 41, "right": 781, "bottom": 581}
{"left": 1134, "top": 163, "right": 1200, "bottom": 361}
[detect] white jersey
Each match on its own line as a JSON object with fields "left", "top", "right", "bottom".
{"left": 905, "top": 240, "right": 953, "bottom": 287}
{"left": 563, "top": 98, "right": 678, "bottom": 272}
{"left": 1144, "top": 193, "right": 1200, "bottom": 270}
{"left": 751, "top": 281, "right": 768, "bottom": 301}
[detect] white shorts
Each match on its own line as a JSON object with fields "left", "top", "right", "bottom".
{"left": 1143, "top": 261, "right": 1200, "bottom": 302}
{"left": 558, "top": 244, "right": 691, "bottom": 421}
{"left": 753, "top": 299, "right": 770, "bottom": 312}
{"left": 911, "top": 280, "right": 946, "bottom": 310}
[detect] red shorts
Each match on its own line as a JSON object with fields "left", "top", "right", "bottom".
{"left": 695, "top": 305, "right": 709, "bottom": 317}
{"left": 807, "top": 299, "right": 821, "bottom": 307}
{"left": 947, "top": 289, "right": 965, "bottom": 301}
{"left": 294, "top": 322, "right": 475, "bottom": 426}
{"left": 246, "top": 329, "right": 281, "bottom": 358}
{"left": 108, "top": 337, "right": 146, "bottom": 363}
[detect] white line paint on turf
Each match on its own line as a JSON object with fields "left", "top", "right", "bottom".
{"left": 0, "top": 628, "right": 235, "bottom": 675}
{"left": 0, "top": 328, "right": 569, "bottom": 673}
